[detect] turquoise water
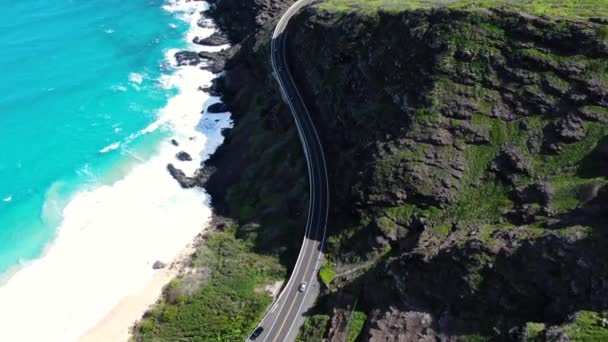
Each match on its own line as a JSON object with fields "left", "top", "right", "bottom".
{"left": 0, "top": 0, "right": 187, "bottom": 273}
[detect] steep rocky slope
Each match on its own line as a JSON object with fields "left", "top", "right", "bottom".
{"left": 142, "top": 0, "right": 608, "bottom": 340}
{"left": 285, "top": 5, "right": 608, "bottom": 341}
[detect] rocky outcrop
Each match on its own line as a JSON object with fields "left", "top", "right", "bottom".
{"left": 209, "top": 0, "right": 296, "bottom": 42}
{"left": 193, "top": 32, "right": 229, "bottom": 46}
{"left": 206, "top": 102, "right": 230, "bottom": 113}
{"left": 174, "top": 50, "right": 201, "bottom": 66}
{"left": 176, "top": 151, "right": 192, "bottom": 161}
{"left": 152, "top": 261, "right": 166, "bottom": 269}
{"left": 364, "top": 310, "right": 437, "bottom": 342}
{"left": 491, "top": 146, "right": 530, "bottom": 185}
{"left": 167, "top": 164, "right": 196, "bottom": 188}
{"left": 198, "top": 50, "right": 232, "bottom": 74}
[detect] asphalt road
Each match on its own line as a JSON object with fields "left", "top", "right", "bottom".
{"left": 246, "top": 0, "right": 329, "bottom": 341}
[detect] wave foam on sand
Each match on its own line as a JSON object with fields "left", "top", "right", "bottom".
{"left": 0, "top": 1, "right": 231, "bottom": 341}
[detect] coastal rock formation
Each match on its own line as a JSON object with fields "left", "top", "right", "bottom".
{"left": 174, "top": 50, "right": 201, "bottom": 66}
{"left": 198, "top": 50, "right": 231, "bottom": 74}
{"left": 167, "top": 164, "right": 196, "bottom": 188}
{"left": 176, "top": 151, "right": 192, "bottom": 161}
{"left": 193, "top": 32, "right": 229, "bottom": 46}
{"left": 209, "top": 0, "right": 296, "bottom": 42}
{"left": 206, "top": 102, "right": 230, "bottom": 113}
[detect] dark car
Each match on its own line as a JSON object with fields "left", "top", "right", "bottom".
{"left": 251, "top": 327, "right": 264, "bottom": 340}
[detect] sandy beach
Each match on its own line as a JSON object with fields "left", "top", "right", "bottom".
{"left": 79, "top": 268, "right": 176, "bottom": 342}
{"left": 79, "top": 231, "right": 205, "bottom": 342}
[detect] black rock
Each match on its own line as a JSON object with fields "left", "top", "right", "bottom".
{"left": 206, "top": 102, "right": 230, "bottom": 113}
{"left": 198, "top": 50, "right": 231, "bottom": 73}
{"left": 176, "top": 151, "right": 193, "bottom": 161}
{"left": 193, "top": 32, "right": 229, "bottom": 46}
{"left": 170, "top": 139, "right": 179, "bottom": 147}
{"left": 167, "top": 164, "right": 196, "bottom": 188}
{"left": 491, "top": 146, "right": 530, "bottom": 184}
{"left": 542, "top": 114, "right": 586, "bottom": 154}
{"left": 175, "top": 50, "right": 201, "bottom": 66}
{"left": 152, "top": 261, "right": 166, "bottom": 269}
{"left": 198, "top": 86, "right": 222, "bottom": 97}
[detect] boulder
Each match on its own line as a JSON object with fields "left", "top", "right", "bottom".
{"left": 152, "top": 261, "right": 166, "bottom": 269}
{"left": 176, "top": 151, "right": 193, "bottom": 161}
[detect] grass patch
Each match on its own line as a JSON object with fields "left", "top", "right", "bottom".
{"left": 319, "top": 261, "right": 336, "bottom": 288}
{"left": 297, "top": 315, "right": 330, "bottom": 341}
{"left": 565, "top": 311, "right": 608, "bottom": 341}
{"left": 525, "top": 322, "right": 546, "bottom": 341}
{"left": 133, "top": 229, "right": 285, "bottom": 341}
{"left": 347, "top": 311, "right": 367, "bottom": 342}
{"left": 432, "top": 223, "right": 452, "bottom": 237}
{"left": 317, "top": 0, "right": 608, "bottom": 19}
{"left": 551, "top": 174, "right": 606, "bottom": 213}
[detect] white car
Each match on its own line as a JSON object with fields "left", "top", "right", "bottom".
{"left": 298, "top": 282, "right": 307, "bottom": 292}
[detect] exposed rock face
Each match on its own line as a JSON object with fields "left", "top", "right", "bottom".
{"left": 364, "top": 309, "right": 437, "bottom": 342}
{"left": 209, "top": 0, "right": 296, "bottom": 42}
{"left": 198, "top": 50, "right": 232, "bottom": 74}
{"left": 191, "top": 0, "right": 608, "bottom": 340}
{"left": 282, "top": 6, "right": 608, "bottom": 340}
{"left": 167, "top": 164, "right": 196, "bottom": 188}
{"left": 174, "top": 50, "right": 201, "bottom": 66}
{"left": 193, "top": 32, "right": 229, "bottom": 46}
{"left": 491, "top": 146, "right": 530, "bottom": 184}
{"left": 206, "top": 102, "right": 230, "bottom": 113}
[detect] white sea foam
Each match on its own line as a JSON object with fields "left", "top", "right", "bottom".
{"left": 128, "top": 72, "right": 144, "bottom": 85}
{"left": 2, "top": 196, "right": 11, "bottom": 202}
{"left": 0, "top": 1, "right": 232, "bottom": 340}
{"left": 99, "top": 142, "right": 120, "bottom": 153}
{"left": 111, "top": 84, "right": 128, "bottom": 92}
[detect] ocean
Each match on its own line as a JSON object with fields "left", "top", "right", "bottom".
{"left": 0, "top": 0, "right": 229, "bottom": 339}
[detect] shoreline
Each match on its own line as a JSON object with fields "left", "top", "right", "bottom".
{"left": 79, "top": 2, "right": 235, "bottom": 340}
{"left": 0, "top": 0, "right": 235, "bottom": 340}
{"left": 79, "top": 228, "right": 210, "bottom": 342}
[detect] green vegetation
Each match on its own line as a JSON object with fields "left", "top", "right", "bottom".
{"left": 133, "top": 228, "right": 285, "bottom": 341}
{"left": 296, "top": 315, "right": 331, "bottom": 341}
{"left": 317, "top": 0, "right": 608, "bottom": 19}
{"left": 319, "top": 261, "right": 336, "bottom": 288}
{"left": 565, "top": 311, "right": 608, "bottom": 341}
{"left": 347, "top": 311, "right": 367, "bottom": 342}
{"left": 461, "top": 334, "right": 490, "bottom": 342}
{"left": 599, "top": 26, "right": 608, "bottom": 42}
{"left": 551, "top": 175, "right": 606, "bottom": 212}
{"left": 525, "top": 322, "right": 546, "bottom": 341}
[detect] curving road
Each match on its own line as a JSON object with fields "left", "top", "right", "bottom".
{"left": 247, "top": 0, "right": 329, "bottom": 341}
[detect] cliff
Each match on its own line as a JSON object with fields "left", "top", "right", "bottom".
{"left": 285, "top": 5, "right": 608, "bottom": 341}
{"left": 139, "top": 0, "right": 608, "bottom": 340}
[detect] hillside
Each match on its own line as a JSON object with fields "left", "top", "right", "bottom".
{"left": 135, "top": 0, "right": 608, "bottom": 341}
